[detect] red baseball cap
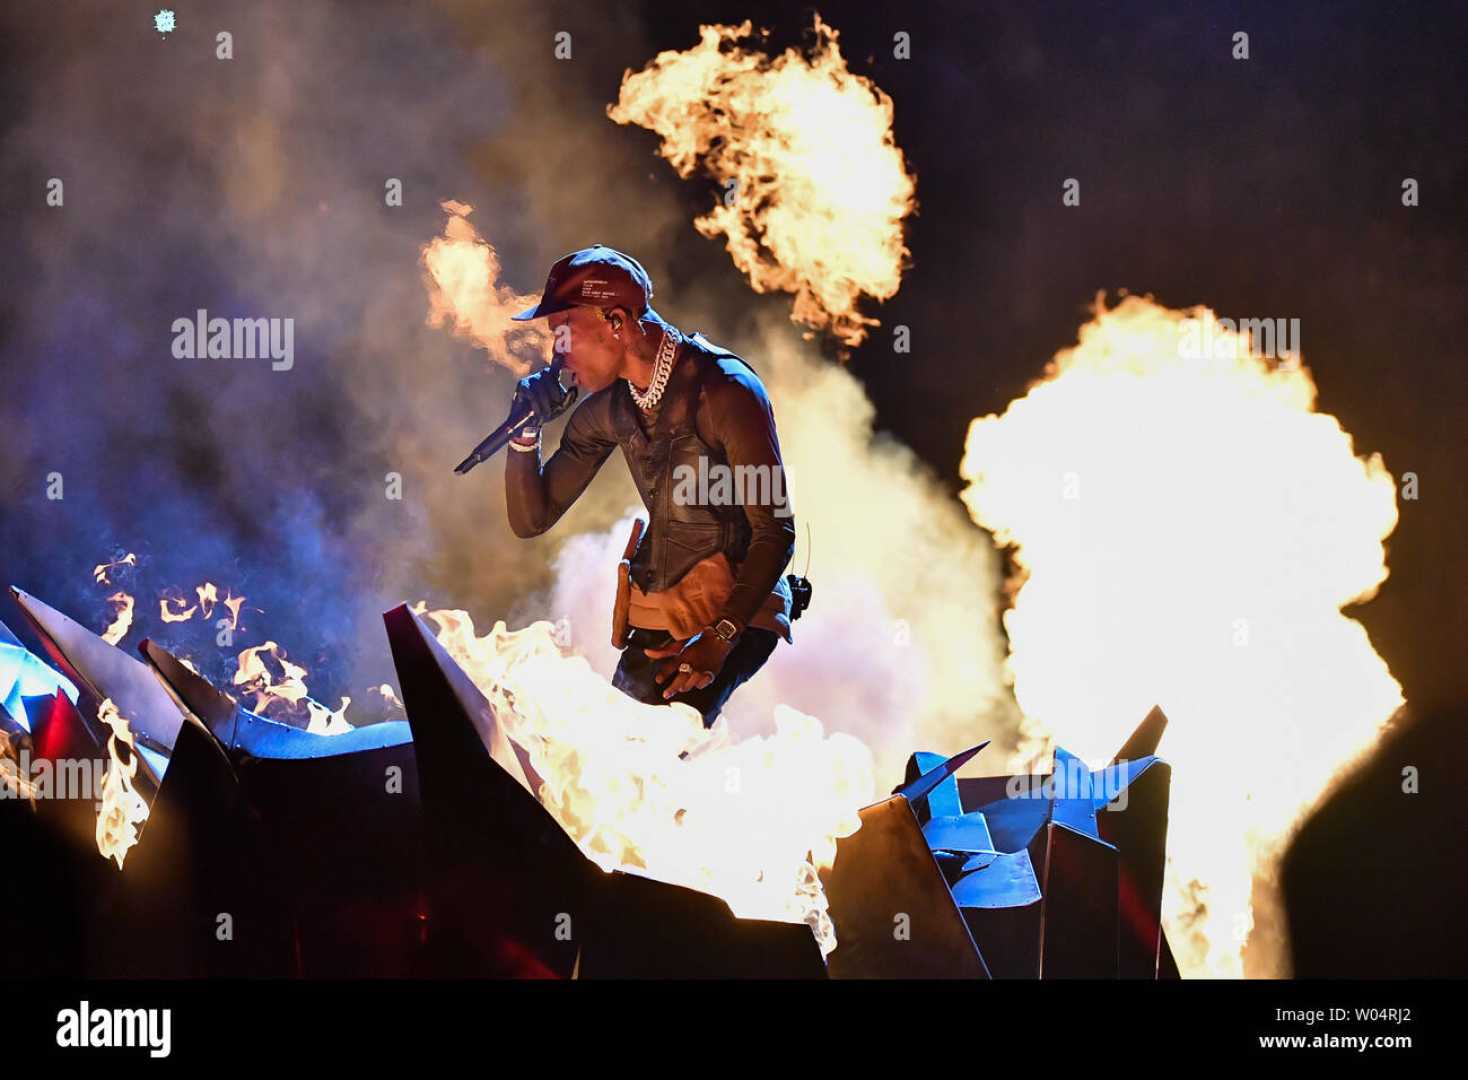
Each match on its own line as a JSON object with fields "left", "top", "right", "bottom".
{"left": 511, "top": 244, "right": 656, "bottom": 321}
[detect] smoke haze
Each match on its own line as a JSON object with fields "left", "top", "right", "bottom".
{"left": 0, "top": 1, "right": 1019, "bottom": 782}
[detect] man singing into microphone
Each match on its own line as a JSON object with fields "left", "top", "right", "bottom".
{"left": 501, "top": 245, "right": 796, "bottom": 726}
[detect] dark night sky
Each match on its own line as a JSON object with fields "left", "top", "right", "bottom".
{"left": 2, "top": 1, "right": 1465, "bottom": 974}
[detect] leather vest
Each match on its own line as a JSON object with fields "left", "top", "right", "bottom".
{"left": 614, "top": 335, "right": 754, "bottom": 594}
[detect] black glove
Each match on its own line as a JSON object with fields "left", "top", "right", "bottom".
{"left": 513, "top": 362, "right": 577, "bottom": 427}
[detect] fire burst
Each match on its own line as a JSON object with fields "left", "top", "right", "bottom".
{"left": 99, "top": 591, "right": 134, "bottom": 646}
{"left": 233, "top": 641, "right": 352, "bottom": 736}
{"left": 609, "top": 17, "right": 916, "bottom": 349}
{"left": 421, "top": 200, "right": 551, "bottom": 374}
{"left": 95, "top": 697, "right": 151, "bottom": 870}
{"left": 158, "top": 581, "right": 246, "bottom": 629}
{"left": 92, "top": 552, "right": 137, "bottom": 586}
{"left": 87, "top": 561, "right": 350, "bottom": 734}
{"left": 420, "top": 607, "right": 874, "bottom": 955}
{"left": 958, "top": 295, "right": 1404, "bottom": 977}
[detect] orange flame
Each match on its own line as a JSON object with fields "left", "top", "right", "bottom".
{"left": 92, "top": 553, "right": 137, "bottom": 586}
{"left": 304, "top": 695, "right": 352, "bottom": 736}
{"left": 157, "top": 581, "right": 245, "bottom": 627}
{"left": 100, "top": 591, "right": 134, "bottom": 646}
{"left": 91, "top": 559, "right": 247, "bottom": 643}
{"left": 419, "top": 607, "right": 873, "bottom": 954}
{"left": 959, "top": 295, "right": 1404, "bottom": 977}
{"left": 233, "top": 641, "right": 310, "bottom": 710}
{"left": 95, "top": 697, "right": 151, "bottom": 869}
{"left": 609, "top": 17, "right": 916, "bottom": 348}
{"left": 220, "top": 593, "right": 245, "bottom": 631}
{"left": 159, "top": 591, "right": 196, "bottom": 623}
{"left": 232, "top": 640, "right": 351, "bottom": 735}
{"left": 421, "top": 201, "right": 551, "bottom": 374}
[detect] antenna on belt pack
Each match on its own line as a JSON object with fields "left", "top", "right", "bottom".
{"left": 786, "top": 522, "right": 813, "bottom": 621}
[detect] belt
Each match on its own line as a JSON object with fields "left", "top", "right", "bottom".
{"left": 610, "top": 520, "right": 791, "bottom": 646}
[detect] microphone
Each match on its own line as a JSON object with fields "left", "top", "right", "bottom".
{"left": 453, "top": 355, "right": 576, "bottom": 475}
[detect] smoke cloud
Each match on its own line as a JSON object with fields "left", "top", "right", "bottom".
{"left": 0, "top": 2, "right": 1019, "bottom": 781}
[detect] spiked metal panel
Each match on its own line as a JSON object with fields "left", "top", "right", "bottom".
{"left": 122, "top": 712, "right": 291, "bottom": 975}
{"left": 1112, "top": 705, "right": 1169, "bottom": 763}
{"left": 823, "top": 791, "right": 991, "bottom": 979}
{"left": 1036, "top": 821, "right": 1120, "bottom": 977}
{"left": 141, "top": 636, "right": 427, "bottom": 976}
{"left": 10, "top": 587, "right": 183, "bottom": 766}
{"left": 384, "top": 603, "right": 590, "bottom": 976}
{"left": 0, "top": 616, "right": 78, "bottom": 729}
{"left": 384, "top": 603, "right": 828, "bottom": 978}
{"left": 1098, "top": 760, "right": 1172, "bottom": 977}
{"left": 144, "top": 634, "right": 415, "bottom": 760}
{"left": 139, "top": 638, "right": 237, "bottom": 741}
{"left": 889, "top": 709, "right": 1174, "bottom": 979}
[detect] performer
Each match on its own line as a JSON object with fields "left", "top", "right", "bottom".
{"left": 503, "top": 245, "right": 795, "bottom": 726}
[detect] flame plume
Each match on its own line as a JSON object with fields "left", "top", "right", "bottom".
{"left": 93, "top": 562, "right": 246, "bottom": 643}
{"left": 159, "top": 591, "right": 196, "bottom": 622}
{"left": 233, "top": 640, "right": 352, "bottom": 735}
{"left": 220, "top": 593, "right": 246, "bottom": 631}
{"left": 95, "top": 697, "right": 151, "bottom": 869}
{"left": 609, "top": 17, "right": 917, "bottom": 349}
{"left": 420, "top": 607, "right": 874, "bottom": 955}
{"left": 158, "top": 581, "right": 246, "bottom": 627}
{"left": 421, "top": 200, "right": 551, "bottom": 374}
{"left": 99, "top": 591, "right": 134, "bottom": 646}
{"left": 234, "top": 640, "right": 311, "bottom": 710}
{"left": 92, "top": 552, "right": 137, "bottom": 586}
{"left": 87, "top": 558, "right": 343, "bottom": 732}
{"left": 959, "top": 295, "right": 1404, "bottom": 977}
